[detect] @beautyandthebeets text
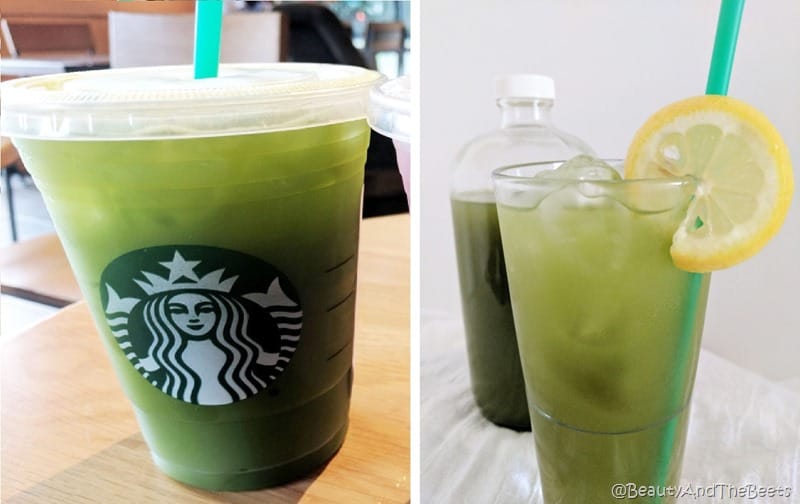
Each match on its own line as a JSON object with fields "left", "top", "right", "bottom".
{"left": 611, "top": 483, "right": 792, "bottom": 500}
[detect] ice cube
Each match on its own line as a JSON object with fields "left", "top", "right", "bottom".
{"left": 533, "top": 155, "right": 623, "bottom": 208}
{"left": 536, "top": 155, "right": 622, "bottom": 181}
{"left": 495, "top": 180, "right": 553, "bottom": 209}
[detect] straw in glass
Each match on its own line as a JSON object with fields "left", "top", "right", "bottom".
{"left": 194, "top": 0, "right": 224, "bottom": 79}
{"left": 655, "top": 0, "right": 746, "bottom": 491}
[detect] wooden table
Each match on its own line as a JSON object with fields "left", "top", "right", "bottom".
{"left": 1, "top": 137, "right": 20, "bottom": 167}
{"left": 1, "top": 214, "right": 410, "bottom": 503}
{"left": 0, "top": 233, "right": 81, "bottom": 306}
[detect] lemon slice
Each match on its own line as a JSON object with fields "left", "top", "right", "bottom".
{"left": 625, "top": 95, "right": 794, "bottom": 272}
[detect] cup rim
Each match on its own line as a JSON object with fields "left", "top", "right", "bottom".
{"left": 0, "top": 63, "right": 385, "bottom": 140}
{"left": 492, "top": 159, "right": 697, "bottom": 189}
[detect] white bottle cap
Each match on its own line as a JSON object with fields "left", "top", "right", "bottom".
{"left": 495, "top": 74, "right": 555, "bottom": 100}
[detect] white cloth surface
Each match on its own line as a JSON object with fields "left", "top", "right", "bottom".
{"left": 421, "top": 311, "right": 800, "bottom": 503}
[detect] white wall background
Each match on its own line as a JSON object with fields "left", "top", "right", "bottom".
{"left": 420, "top": 0, "right": 800, "bottom": 381}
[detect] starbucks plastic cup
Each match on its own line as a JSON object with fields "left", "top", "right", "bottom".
{"left": 368, "top": 75, "right": 411, "bottom": 200}
{"left": 0, "top": 63, "right": 383, "bottom": 491}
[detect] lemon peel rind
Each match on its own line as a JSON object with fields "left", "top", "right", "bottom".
{"left": 624, "top": 95, "right": 794, "bottom": 273}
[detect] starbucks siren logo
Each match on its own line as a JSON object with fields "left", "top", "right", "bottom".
{"left": 101, "top": 246, "right": 302, "bottom": 406}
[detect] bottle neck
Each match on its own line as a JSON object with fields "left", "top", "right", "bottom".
{"left": 497, "top": 98, "right": 554, "bottom": 128}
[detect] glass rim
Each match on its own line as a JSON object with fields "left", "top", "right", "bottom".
{"left": 492, "top": 159, "right": 697, "bottom": 188}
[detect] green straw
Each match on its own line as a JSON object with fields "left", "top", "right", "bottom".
{"left": 655, "top": 0, "right": 745, "bottom": 493}
{"left": 706, "top": 0, "right": 746, "bottom": 95}
{"left": 193, "top": 0, "right": 224, "bottom": 79}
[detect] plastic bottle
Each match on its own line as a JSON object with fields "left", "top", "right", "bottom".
{"left": 450, "top": 74, "right": 594, "bottom": 430}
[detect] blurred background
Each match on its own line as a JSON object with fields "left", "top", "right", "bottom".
{"left": 228, "top": 1, "right": 410, "bottom": 78}
{"left": 421, "top": 0, "right": 799, "bottom": 385}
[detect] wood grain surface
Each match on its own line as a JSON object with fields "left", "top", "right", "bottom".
{"left": 0, "top": 233, "right": 82, "bottom": 307}
{"left": 1, "top": 214, "right": 410, "bottom": 503}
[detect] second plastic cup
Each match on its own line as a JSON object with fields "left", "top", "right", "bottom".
{"left": 494, "top": 161, "right": 710, "bottom": 503}
{"left": 368, "top": 74, "right": 411, "bottom": 200}
{"left": 1, "top": 63, "right": 383, "bottom": 490}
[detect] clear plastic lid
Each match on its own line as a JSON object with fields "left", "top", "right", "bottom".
{"left": 0, "top": 63, "right": 384, "bottom": 140}
{"left": 367, "top": 75, "right": 410, "bottom": 144}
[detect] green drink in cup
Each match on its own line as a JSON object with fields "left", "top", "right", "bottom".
{"left": 1, "top": 63, "right": 383, "bottom": 491}
{"left": 494, "top": 94, "right": 793, "bottom": 503}
{"left": 495, "top": 159, "right": 708, "bottom": 502}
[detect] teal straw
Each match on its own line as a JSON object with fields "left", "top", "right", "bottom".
{"left": 655, "top": 0, "right": 745, "bottom": 493}
{"left": 706, "top": 0, "right": 746, "bottom": 95}
{"left": 194, "top": 0, "right": 224, "bottom": 79}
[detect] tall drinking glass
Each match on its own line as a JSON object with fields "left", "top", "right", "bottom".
{"left": 494, "top": 161, "right": 710, "bottom": 503}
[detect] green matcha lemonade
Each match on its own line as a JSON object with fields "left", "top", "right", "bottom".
{"left": 495, "top": 158, "right": 707, "bottom": 503}
{"left": 0, "top": 63, "right": 383, "bottom": 491}
{"left": 494, "top": 94, "right": 793, "bottom": 503}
